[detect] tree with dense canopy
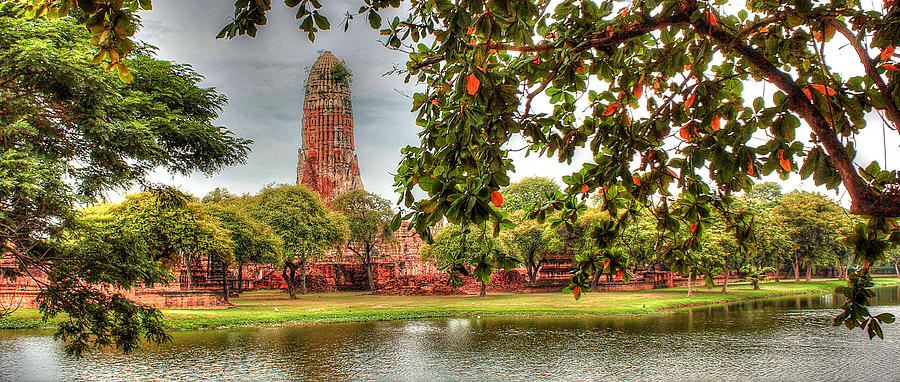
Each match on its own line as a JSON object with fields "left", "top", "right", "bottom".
{"left": 202, "top": 202, "right": 283, "bottom": 295}
{"left": 331, "top": 189, "right": 397, "bottom": 291}
{"left": 14, "top": 0, "right": 900, "bottom": 338}
{"left": 497, "top": 177, "right": 560, "bottom": 282}
{"left": 0, "top": 14, "right": 249, "bottom": 356}
{"left": 775, "top": 191, "right": 852, "bottom": 282}
{"left": 421, "top": 224, "right": 520, "bottom": 296}
{"left": 247, "top": 185, "right": 348, "bottom": 298}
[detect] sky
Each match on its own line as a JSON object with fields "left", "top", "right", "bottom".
{"left": 133, "top": 0, "right": 899, "bottom": 207}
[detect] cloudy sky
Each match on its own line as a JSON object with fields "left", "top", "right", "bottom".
{"left": 134, "top": 0, "right": 899, "bottom": 206}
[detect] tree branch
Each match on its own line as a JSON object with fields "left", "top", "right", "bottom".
{"left": 692, "top": 16, "right": 900, "bottom": 217}
{"left": 822, "top": 17, "right": 900, "bottom": 132}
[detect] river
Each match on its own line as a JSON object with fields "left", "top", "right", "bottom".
{"left": 1, "top": 286, "right": 899, "bottom": 381}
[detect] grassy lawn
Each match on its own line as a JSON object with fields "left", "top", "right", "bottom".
{"left": 2, "top": 278, "right": 898, "bottom": 330}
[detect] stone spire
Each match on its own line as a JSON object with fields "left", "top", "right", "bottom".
{"left": 297, "top": 52, "right": 364, "bottom": 200}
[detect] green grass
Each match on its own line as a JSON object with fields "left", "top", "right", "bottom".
{"left": 3, "top": 279, "right": 898, "bottom": 330}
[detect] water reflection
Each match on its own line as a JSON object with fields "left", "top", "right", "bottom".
{"left": 1, "top": 286, "right": 899, "bottom": 381}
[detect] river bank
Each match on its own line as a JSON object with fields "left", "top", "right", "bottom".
{"left": 2, "top": 279, "right": 897, "bottom": 330}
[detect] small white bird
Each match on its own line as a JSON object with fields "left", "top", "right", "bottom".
{"left": 274, "top": 307, "right": 280, "bottom": 312}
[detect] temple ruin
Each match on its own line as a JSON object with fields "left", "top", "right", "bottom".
{"left": 296, "top": 51, "right": 364, "bottom": 201}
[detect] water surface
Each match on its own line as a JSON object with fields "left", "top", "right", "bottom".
{"left": 2, "top": 286, "right": 899, "bottom": 381}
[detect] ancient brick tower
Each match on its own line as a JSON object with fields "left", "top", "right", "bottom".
{"left": 297, "top": 52, "right": 364, "bottom": 200}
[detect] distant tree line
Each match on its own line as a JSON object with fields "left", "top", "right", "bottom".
{"left": 427, "top": 177, "right": 897, "bottom": 297}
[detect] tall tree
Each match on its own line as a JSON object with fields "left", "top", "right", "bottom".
{"left": 775, "top": 191, "right": 851, "bottom": 283}
{"left": 330, "top": 190, "right": 396, "bottom": 291}
{"left": 63, "top": 188, "right": 234, "bottom": 355}
{"left": 248, "top": 185, "right": 348, "bottom": 298}
{"left": 0, "top": 16, "right": 249, "bottom": 355}
{"left": 203, "top": 204, "right": 283, "bottom": 295}
{"left": 501, "top": 210, "right": 551, "bottom": 283}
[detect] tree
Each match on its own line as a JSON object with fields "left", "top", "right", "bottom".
{"left": 746, "top": 182, "right": 783, "bottom": 207}
{"left": 421, "top": 224, "right": 519, "bottom": 297}
{"left": 203, "top": 203, "right": 283, "bottom": 295}
{"left": 746, "top": 204, "right": 792, "bottom": 282}
{"left": 500, "top": 176, "right": 561, "bottom": 212}
{"left": 775, "top": 191, "right": 851, "bottom": 283}
{"left": 62, "top": 188, "right": 233, "bottom": 355}
{"left": 330, "top": 190, "right": 396, "bottom": 291}
{"left": 0, "top": 15, "right": 249, "bottom": 355}
{"left": 501, "top": 210, "right": 550, "bottom": 283}
{"left": 741, "top": 264, "right": 776, "bottom": 290}
{"left": 247, "top": 185, "right": 348, "bottom": 298}
{"left": 23, "top": 0, "right": 900, "bottom": 337}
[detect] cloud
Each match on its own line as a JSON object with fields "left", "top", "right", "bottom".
{"left": 134, "top": 0, "right": 422, "bottom": 202}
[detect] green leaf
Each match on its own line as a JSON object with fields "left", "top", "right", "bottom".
{"left": 368, "top": 10, "right": 382, "bottom": 29}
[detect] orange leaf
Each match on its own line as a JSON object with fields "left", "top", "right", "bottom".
{"left": 431, "top": 99, "right": 439, "bottom": 106}
{"left": 532, "top": 56, "right": 541, "bottom": 64}
{"left": 811, "top": 84, "right": 836, "bottom": 96}
{"left": 684, "top": 64, "right": 692, "bottom": 71}
{"left": 679, "top": 123, "right": 693, "bottom": 140}
{"left": 545, "top": 33, "right": 554, "bottom": 39}
{"left": 779, "top": 150, "right": 792, "bottom": 172}
{"left": 758, "top": 27, "right": 769, "bottom": 34}
{"left": 581, "top": 184, "right": 589, "bottom": 193}
{"left": 690, "top": 221, "right": 699, "bottom": 233}
{"left": 814, "top": 31, "right": 823, "bottom": 42}
{"left": 706, "top": 10, "right": 717, "bottom": 27}
{"left": 573, "top": 285, "right": 581, "bottom": 297}
{"left": 885, "top": 64, "right": 900, "bottom": 71}
{"left": 466, "top": 27, "right": 474, "bottom": 35}
{"left": 684, "top": 93, "right": 696, "bottom": 108}
{"left": 602, "top": 103, "right": 619, "bottom": 116}
{"left": 576, "top": 65, "right": 585, "bottom": 73}
{"left": 412, "top": 176, "right": 419, "bottom": 185}
{"left": 615, "top": 269, "right": 623, "bottom": 281}
{"left": 603, "top": 259, "right": 611, "bottom": 269}
{"left": 653, "top": 81, "right": 661, "bottom": 90}
{"left": 632, "top": 82, "right": 643, "bottom": 98}
{"left": 490, "top": 191, "right": 503, "bottom": 207}
{"left": 466, "top": 73, "right": 480, "bottom": 95}
{"left": 633, "top": 176, "right": 641, "bottom": 186}
{"left": 747, "top": 154, "right": 755, "bottom": 176}
{"left": 802, "top": 88, "right": 813, "bottom": 99}
{"left": 882, "top": 45, "right": 895, "bottom": 61}
{"left": 488, "top": 49, "right": 497, "bottom": 54}
{"left": 711, "top": 115, "right": 720, "bottom": 131}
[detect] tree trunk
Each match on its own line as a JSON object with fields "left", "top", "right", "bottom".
{"left": 525, "top": 260, "right": 535, "bottom": 283}
{"left": 895, "top": 262, "right": 899, "bottom": 280}
{"left": 590, "top": 270, "right": 601, "bottom": 291}
{"left": 283, "top": 263, "right": 297, "bottom": 300}
{"left": 721, "top": 263, "right": 728, "bottom": 294}
{"left": 774, "top": 261, "right": 782, "bottom": 282}
{"left": 300, "top": 259, "right": 308, "bottom": 295}
{"left": 479, "top": 281, "right": 487, "bottom": 297}
{"left": 793, "top": 256, "right": 800, "bottom": 282}
{"left": 805, "top": 264, "right": 812, "bottom": 283}
{"left": 366, "top": 261, "right": 375, "bottom": 291}
{"left": 686, "top": 271, "right": 693, "bottom": 297}
{"left": 238, "top": 264, "right": 244, "bottom": 294}
{"left": 183, "top": 250, "right": 193, "bottom": 290}
{"left": 222, "top": 261, "right": 229, "bottom": 302}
